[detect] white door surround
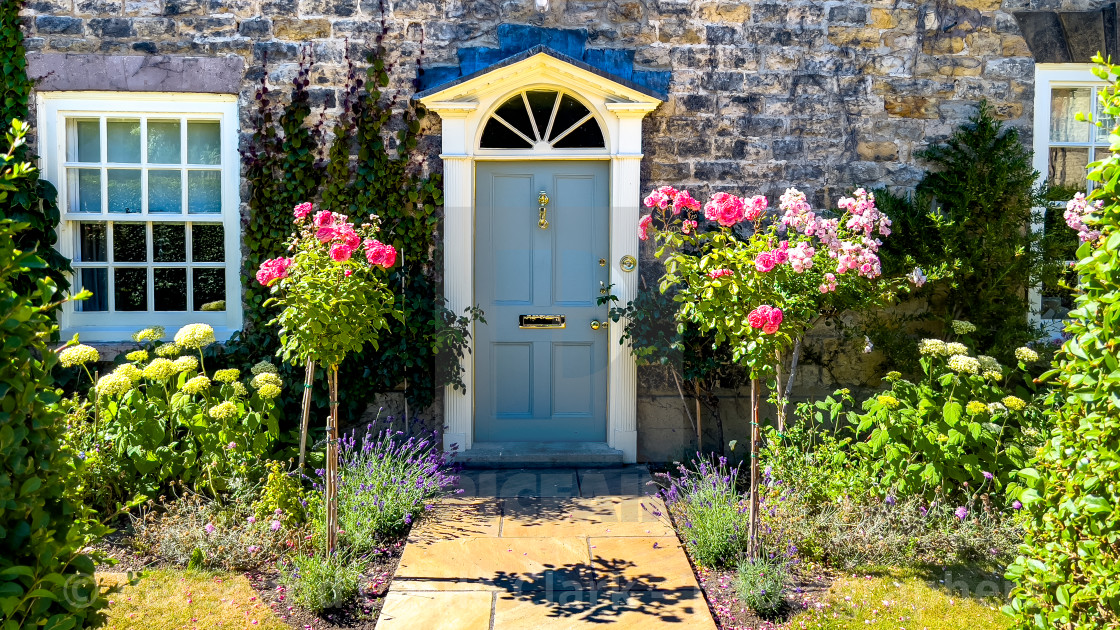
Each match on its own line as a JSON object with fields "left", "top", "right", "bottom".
{"left": 418, "top": 49, "right": 662, "bottom": 463}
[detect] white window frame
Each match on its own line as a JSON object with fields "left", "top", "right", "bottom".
{"left": 37, "top": 92, "right": 242, "bottom": 342}
{"left": 1031, "top": 65, "right": 1107, "bottom": 337}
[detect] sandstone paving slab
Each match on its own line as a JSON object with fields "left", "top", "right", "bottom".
{"left": 576, "top": 465, "right": 656, "bottom": 497}
{"left": 492, "top": 588, "right": 718, "bottom": 630}
{"left": 393, "top": 536, "right": 591, "bottom": 592}
{"left": 376, "top": 590, "right": 493, "bottom": 630}
{"left": 410, "top": 498, "right": 503, "bottom": 542}
{"left": 501, "top": 497, "right": 673, "bottom": 537}
{"left": 456, "top": 468, "right": 580, "bottom": 499}
{"left": 588, "top": 536, "right": 700, "bottom": 592}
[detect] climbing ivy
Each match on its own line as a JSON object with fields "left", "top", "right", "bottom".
{"left": 0, "top": 0, "right": 71, "bottom": 293}
{"left": 228, "top": 36, "right": 473, "bottom": 432}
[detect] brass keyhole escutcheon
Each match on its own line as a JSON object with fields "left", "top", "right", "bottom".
{"left": 538, "top": 190, "right": 549, "bottom": 229}
{"left": 599, "top": 258, "right": 607, "bottom": 267}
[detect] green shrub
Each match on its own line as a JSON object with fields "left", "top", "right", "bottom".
{"left": 0, "top": 120, "right": 108, "bottom": 629}
{"left": 654, "top": 455, "right": 749, "bottom": 568}
{"left": 735, "top": 553, "right": 791, "bottom": 617}
{"left": 59, "top": 328, "right": 283, "bottom": 510}
{"left": 284, "top": 549, "right": 362, "bottom": 612}
{"left": 849, "top": 328, "right": 1049, "bottom": 502}
{"left": 1005, "top": 57, "right": 1120, "bottom": 630}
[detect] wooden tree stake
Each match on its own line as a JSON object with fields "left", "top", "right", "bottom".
{"left": 325, "top": 364, "right": 340, "bottom": 553}
{"left": 297, "top": 357, "right": 315, "bottom": 469}
{"left": 748, "top": 377, "right": 761, "bottom": 559}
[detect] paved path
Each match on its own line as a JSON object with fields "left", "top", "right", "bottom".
{"left": 375, "top": 466, "right": 718, "bottom": 629}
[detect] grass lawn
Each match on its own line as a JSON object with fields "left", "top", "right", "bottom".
{"left": 795, "top": 566, "right": 1013, "bottom": 630}
{"left": 99, "top": 569, "right": 288, "bottom": 630}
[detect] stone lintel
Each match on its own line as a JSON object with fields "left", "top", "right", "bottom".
{"left": 27, "top": 53, "right": 244, "bottom": 94}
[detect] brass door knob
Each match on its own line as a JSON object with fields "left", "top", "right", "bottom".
{"left": 590, "top": 320, "right": 604, "bottom": 330}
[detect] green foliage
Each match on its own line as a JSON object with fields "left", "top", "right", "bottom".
{"left": 284, "top": 549, "right": 362, "bottom": 613}
{"left": 1005, "top": 57, "right": 1120, "bottom": 630}
{"left": 1, "top": 2, "right": 71, "bottom": 294}
{"left": 848, "top": 335, "right": 1047, "bottom": 502}
{"left": 60, "top": 327, "right": 283, "bottom": 511}
{"left": 913, "top": 101, "right": 1060, "bottom": 361}
{"left": 735, "top": 553, "right": 790, "bottom": 616}
{"left": 252, "top": 460, "right": 318, "bottom": 528}
{"left": 0, "top": 123, "right": 107, "bottom": 629}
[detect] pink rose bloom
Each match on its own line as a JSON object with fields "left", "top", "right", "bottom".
{"left": 313, "top": 210, "right": 336, "bottom": 228}
{"left": 703, "top": 192, "right": 746, "bottom": 227}
{"left": 766, "top": 307, "right": 783, "bottom": 327}
{"left": 744, "top": 195, "right": 768, "bottom": 221}
{"left": 770, "top": 248, "right": 789, "bottom": 265}
{"left": 293, "top": 202, "right": 313, "bottom": 221}
{"left": 330, "top": 242, "right": 354, "bottom": 262}
{"left": 344, "top": 269, "right": 353, "bottom": 277}
{"left": 681, "top": 219, "right": 698, "bottom": 235}
{"left": 747, "top": 306, "right": 768, "bottom": 329}
{"left": 707, "top": 268, "right": 733, "bottom": 279}
{"left": 316, "top": 226, "right": 339, "bottom": 243}
{"left": 643, "top": 190, "right": 670, "bottom": 210}
{"left": 672, "top": 190, "right": 701, "bottom": 215}
{"left": 819, "top": 272, "right": 838, "bottom": 293}
{"left": 336, "top": 224, "right": 361, "bottom": 248}
{"left": 788, "top": 243, "right": 815, "bottom": 273}
{"left": 255, "top": 257, "right": 292, "bottom": 286}
{"left": 638, "top": 214, "right": 654, "bottom": 241}
{"left": 364, "top": 239, "right": 397, "bottom": 269}
{"left": 754, "top": 251, "right": 776, "bottom": 273}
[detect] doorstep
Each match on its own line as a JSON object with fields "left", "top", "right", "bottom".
{"left": 452, "top": 442, "right": 625, "bottom": 468}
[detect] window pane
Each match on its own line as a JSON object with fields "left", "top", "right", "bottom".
{"left": 1041, "top": 266, "right": 1077, "bottom": 320}
{"left": 78, "top": 223, "right": 107, "bottom": 262}
{"left": 77, "top": 268, "right": 108, "bottom": 312}
{"left": 72, "top": 119, "right": 101, "bottom": 163}
{"left": 154, "top": 268, "right": 187, "bottom": 311}
{"left": 193, "top": 268, "right": 225, "bottom": 311}
{"left": 553, "top": 118, "right": 605, "bottom": 149}
{"left": 148, "top": 169, "right": 182, "bottom": 213}
{"left": 107, "top": 119, "right": 141, "bottom": 163}
{"left": 148, "top": 120, "right": 182, "bottom": 164}
{"left": 187, "top": 171, "right": 221, "bottom": 213}
{"left": 153, "top": 223, "right": 186, "bottom": 262}
{"left": 494, "top": 94, "right": 536, "bottom": 141}
{"left": 113, "top": 223, "right": 147, "bottom": 263}
{"left": 114, "top": 268, "right": 147, "bottom": 311}
{"left": 107, "top": 169, "right": 142, "bottom": 213}
{"left": 1051, "top": 88, "right": 1092, "bottom": 143}
{"left": 187, "top": 121, "right": 221, "bottom": 165}
{"left": 1048, "top": 147, "right": 1090, "bottom": 191}
{"left": 70, "top": 168, "right": 102, "bottom": 212}
{"left": 192, "top": 224, "right": 225, "bottom": 262}
{"left": 549, "top": 94, "right": 592, "bottom": 142}
{"left": 480, "top": 118, "right": 532, "bottom": 149}
{"left": 526, "top": 91, "right": 558, "bottom": 139}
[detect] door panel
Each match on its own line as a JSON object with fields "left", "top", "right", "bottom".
{"left": 475, "top": 161, "right": 610, "bottom": 442}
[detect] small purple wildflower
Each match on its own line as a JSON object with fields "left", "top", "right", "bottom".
{"left": 1012, "top": 500, "right": 1023, "bottom": 510}
{"left": 955, "top": 506, "right": 968, "bottom": 520}
{"left": 204, "top": 523, "right": 215, "bottom": 534}
{"left": 982, "top": 471, "right": 994, "bottom": 480}
{"left": 227, "top": 441, "right": 237, "bottom": 450}
{"left": 247, "top": 516, "right": 256, "bottom": 524}
{"left": 885, "top": 495, "right": 896, "bottom": 506}
{"left": 270, "top": 520, "right": 281, "bottom": 531}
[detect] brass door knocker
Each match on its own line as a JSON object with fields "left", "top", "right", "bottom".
{"left": 538, "top": 190, "right": 549, "bottom": 229}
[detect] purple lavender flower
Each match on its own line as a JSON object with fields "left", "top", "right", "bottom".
{"left": 404, "top": 513, "right": 412, "bottom": 525}
{"left": 955, "top": 506, "right": 968, "bottom": 520}
{"left": 885, "top": 495, "right": 896, "bottom": 506}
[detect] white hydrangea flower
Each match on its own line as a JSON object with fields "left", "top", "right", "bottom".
{"left": 132, "top": 326, "right": 165, "bottom": 343}
{"left": 173, "top": 356, "right": 199, "bottom": 373}
{"left": 142, "top": 358, "right": 176, "bottom": 381}
{"left": 155, "top": 343, "right": 181, "bottom": 358}
{"left": 950, "top": 320, "right": 977, "bottom": 335}
{"left": 1002, "top": 395, "right": 1027, "bottom": 411}
{"left": 251, "top": 372, "right": 283, "bottom": 390}
{"left": 256, "top": 383, "right": 282, "bottom": 399}
{"left": 181, "top": 375, "right": 212, "bottom": 395}
{"left": 230, "top": 381, "right": 248, "bottom": 398}
{"left": 918, "top": 339, "right": 947, "bottom": 356}
{"left": 174, "top": 323, "right": 216, "bottom": 350}
{"left": 977, "top": 355, "right": 1001, "bottom": 373}
{"left": 988, "top": 402, "right": 1007, "bottom": 415}
{"left": 200, "top": 300, "right": 226, "bottom": 312}
{"left": 126, "top": 349, "right": 148, "bottom": 362}
{"left": 947, "top": 354, "right": 981, "bottom": 375}
{"left": 213, "top": 368, "right": 240, "bottom": 383}
{"left": 96, "top": 373, "right": 132, "bottom": 397}
{"left": 1015, "top": 346, "right": 1040, "bottom": 363}
{"left": 944, "top": 342, "right": 969, "bottom": 356}
{"left": 208, "top": 401, "right": 238, "bottom": 419}
{"left": 250, "top": 361, "right": 279, "bottom": 375}
{"left": 983, "top": 370, "right": 1003, "bottom": 382}
{"left": 113, "top": 363, "right": 143, "bottom": 383}
{"left": 59, "top": 344, "right": 100, "bottom": 368}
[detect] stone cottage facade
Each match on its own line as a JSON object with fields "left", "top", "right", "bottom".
{"left": 17, "top": 0, "right": 1116, "bottom": 461}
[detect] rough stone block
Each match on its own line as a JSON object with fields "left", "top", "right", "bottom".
{"left": 132, "top": 17, "right": 175, "bottom": 37}
{"left": 828, "top": 26, "right": 881, "bottom": 48}
{"left": 300, "top": 0, "right": 358, "bottom": 16}
{"left": 88, "top": 17, "right": 135, "bottom": 37}
{"left": 828, "top": 5, "right": 867, "bottom": 25}
{"left": 857, "top": 140, "right": 898, "bottom": 161}
{"left": 697, "top": 1, "right": 750, "bottom": 22}
{"left": 35, "top": 16, "right": 84, "bottom": 35}
{"left": 884, "top": 95, "right": 939, "bottom": 118}
{"left": 238, "top": 17, "right": 271, "bottom": 37}
{"left": 179, "top": 16, "right": 237, "bottom": 36}
{"left": 75, "top": 0, "right": 123, "bottom": 15}
{"left": 163, "top": 0, "right": 205, "bottom": 14}
{"left": 273, "top": 17, "right": 331, "bottom": 39}
{"left": 123, "top": 0, "right": 161, "bottom": 15}
{"left": 705, "top": 24, "right": 738, "bottom": 45}
{"left": 922, "top": 34, "right": 965, "bottom": 54}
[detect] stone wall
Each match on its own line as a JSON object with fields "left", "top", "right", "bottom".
{"left": 17, "top": 0, "right": 1093, "bottom": 458}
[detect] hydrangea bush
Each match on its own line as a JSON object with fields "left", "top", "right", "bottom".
{"left": 59, "top": 323, "right": 283, "bottom": 509}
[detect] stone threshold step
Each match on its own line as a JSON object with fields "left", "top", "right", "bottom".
{"left": 452, "top": 442, "right": 624, "bottom": 468}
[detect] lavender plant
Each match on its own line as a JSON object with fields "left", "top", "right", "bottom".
{"left": 735, "top": 551, "right": 792, "bottom": 616}
{"left": 335, "top": 422, "right": 458, "bottom": 552}
{"left": 654, "top": 455, "right": 750, "bottom": 568}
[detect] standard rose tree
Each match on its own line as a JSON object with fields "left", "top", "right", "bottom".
{"left": 638, "top": 185, "right": 926, "bottom": 557}
{"left": 257, "top": 202, "right": 400, "bottom": 552}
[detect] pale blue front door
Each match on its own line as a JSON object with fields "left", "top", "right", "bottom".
{"left": 474, "top": 161, "right": 610, "bottom": 442}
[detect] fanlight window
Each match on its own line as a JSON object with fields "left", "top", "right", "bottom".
{"left": 480, "top": 90, "right": 605, "bottom": 150}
